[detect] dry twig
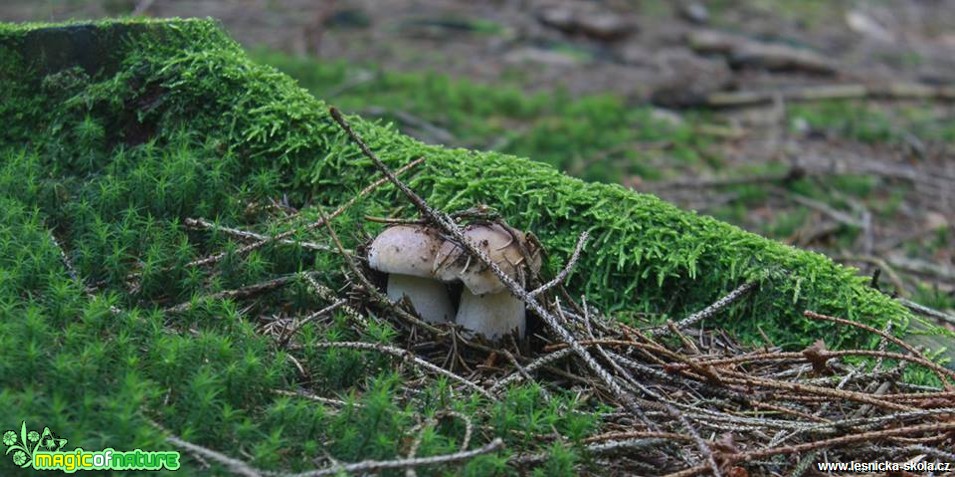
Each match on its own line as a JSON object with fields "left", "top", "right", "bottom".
{"left": 311, "top": 341, "right": 495, "bottom": 400}
{"left": 184, "top": 158, "right": 424, "bottom": 269}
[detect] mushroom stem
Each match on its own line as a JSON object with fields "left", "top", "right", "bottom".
{"left": 455, "top": 290, "right": 525, "bottom": 339}
{"left": 387, "top": 274, "right": 454, "bottom": 324}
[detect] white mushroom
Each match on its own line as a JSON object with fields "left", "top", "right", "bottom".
{"left": 434, "top": 223, "right": 541, "bottom": 339}
{"left": 367, "top": 225, "right": 454, "bottom": 324}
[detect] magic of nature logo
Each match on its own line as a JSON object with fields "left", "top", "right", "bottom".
{"left": 3, "top": 421, "right": 180, "bottom": 473}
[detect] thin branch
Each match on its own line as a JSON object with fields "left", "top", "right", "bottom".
{"left": 650, "top": 282, "right": 757, "bottom": 337}
{"left": 273, "top": 389, "right": 355, "bottom": 408}
{"left": 404, "top": 418, "right": 431, "bottom": 477}
{"left": 666, "top": 349, "right": 955, "bottom": 385}
{"left": 164, "top": 433, "right": 263, "bottom": 477}
{"left": 300, "top": 272, "right": 369, "bottom": 328}
{"left": 438, "top": 410, "right": 474, "bottom": 451}
{"left": 717, "top": 371, "right": 916, "bottom": 412}
{"left": 488, "top": 348, "right": 575, "bottom": 394}
{"left": 784, "top": 191, "right": 864, "bottom": 228}
{"left": 48, "top": 229, "right": 81, "bottom": 283}
{"left": 163, "top": 274, "right": 297, "bottom": 314}
{"left": 184, "top": 217, "right": 332, "bottom": 252}
{"left": 184, "top": 157, "right": 424, "bottom": 269}
{"left": 702, "top": 82, "right": 955, "bottom": 108}
{"left": 512, "top": 438, "right": 669, "bottom": 465}
{"left": 900, "top": 298, "right": 955, "bottom": 327}
{"left": 803, "top": 311, "right": 923, "bottom": 362}
{"left": 528, "top": 231, "right": 588, "bottom": 298}
{"left": 163, "top": 421, "right": 502, "bottom": 477}
{"left": 312, "top": 341, "right": 494, "bottom": 400}
{"left": 675, "top": 410, "right": 723, "bottom": 477}
{"left": 737, "top": 421, "right": 955, "bottom": 461}
{"left": 501, "top": 348, "right": 551, "bottom": 400}
{"left": 279, "top": 298, "right": 347, "bottom": 345}
{"left": 804, "top": 310, "right": 953, "bottom": 388}
{"left": 286, "top": 438, "right": 504, "bottom": 477}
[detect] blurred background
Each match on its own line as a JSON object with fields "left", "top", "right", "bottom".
{"left": 3, "top": 0, "right": 953, "bottom": 323}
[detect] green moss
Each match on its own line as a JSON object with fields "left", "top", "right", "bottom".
{"left": 0, "top": 17, "right": 935, "bottom": 475}
{"left": 254, "top": 52, "right": 713, "bottom": 184}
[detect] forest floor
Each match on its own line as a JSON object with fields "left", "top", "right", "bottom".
{"left": 3, "top": 0, "right": 952, "bottom": 338}
{"left": 3, "top": 4, "right": 955, "bottom": 475}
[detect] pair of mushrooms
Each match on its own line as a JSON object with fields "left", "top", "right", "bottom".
{"left": 367, "top": 222, "right": 540, "bottom": 340}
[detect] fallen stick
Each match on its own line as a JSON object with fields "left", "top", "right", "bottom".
{"left": 702, "top": 83, "right": 955, "bottom": 108}
{"left": 163, "top": 274, "right": 297, "bottom": 314}
{"left": 900, "top": 298, "right": 955, "bottom": 327}
{"left": 649, "top": 282, "right": 757, "bottom": 337}
{"left": 184, "top": 217, "right": 332, "bottom": 252}
{"left": 184, "top": 158, "right": 424, "bottom": 269}
{"left": 312, "top": 341, "right": 495, "bottom": 400}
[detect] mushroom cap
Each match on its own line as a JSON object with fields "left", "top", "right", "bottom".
{"left": 433, "top": 223, "right": 541, "bottom": 295}
{"left": 367, "top": 225, "right": 443, "bottom": 278}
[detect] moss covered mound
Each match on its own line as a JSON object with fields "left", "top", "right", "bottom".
{"left": 0, "top": 17, "right": 929, "bottom": 475}
{"left": 0, "top": 18, "right": 912, "bottom": 347}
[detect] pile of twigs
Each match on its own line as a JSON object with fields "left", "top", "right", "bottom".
{"left": 497, "top": 307, "right": 955, "bottom": 476}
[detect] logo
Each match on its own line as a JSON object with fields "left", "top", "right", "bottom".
{"left": 3, "top": 422, "right": 180, "bottom": 473}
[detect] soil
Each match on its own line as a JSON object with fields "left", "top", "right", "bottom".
{"left": 6, "top": 1, "right": 955, "bottom": 97}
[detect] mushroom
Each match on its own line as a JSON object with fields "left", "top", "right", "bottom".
{"left": 367, "top": 224, "right": 454, "bottom": 324}
{"left": 434, "top": 223, "right": 541, "bottom": 339}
